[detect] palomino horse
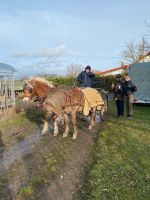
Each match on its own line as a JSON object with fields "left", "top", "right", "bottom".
{"left": 23, "top": 77, "right": 57, "bottom": 135}
{"left": 41, "top": 87, "right": 85, "bottom": 139}
{"left": 23, "top": 78, "right": 83, "bottom": 139}
{"left": 23, "top": 78, "right": 102, "bottom": 139}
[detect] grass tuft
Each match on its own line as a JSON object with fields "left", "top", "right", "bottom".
{"left": 19, "top": 186, "right": 34, "bottom": 199}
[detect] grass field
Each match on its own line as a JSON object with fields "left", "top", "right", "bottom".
{"left": 82, "top": 102, "right": 150, "bottom": 200}
{"left": 15, "top": 80, "right": 23, "bottom": 90}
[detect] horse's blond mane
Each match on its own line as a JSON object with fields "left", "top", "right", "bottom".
{"left": 31, "top": 77, "right": 53, "bottom": 87}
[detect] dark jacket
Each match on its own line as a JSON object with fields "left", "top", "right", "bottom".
{"left": 124, "top": 81, "right": 137, "bottom": 96}
{"left": 77, "top": 71, "right": 95, "bottom": 87}
{"left": 113, "top": 79, "right": 125, "bottom": 100}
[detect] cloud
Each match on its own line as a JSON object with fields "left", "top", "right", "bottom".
{"left": 11, "top": 55, "right": 67, "bottom": 79}
{"left": 13, "top": 45, "right": 67, "bottom": 58}
{"left": 1, "top": 2, "right": 150, "bottom": 78}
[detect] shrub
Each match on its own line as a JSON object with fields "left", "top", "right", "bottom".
{"left": 47, "top": 76, "right": 77, "bottom": 87}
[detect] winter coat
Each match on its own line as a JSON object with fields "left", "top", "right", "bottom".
{"left": 124, "top": 80, "right": 137, "bottom": 96}
{"left": 77, "top": 71, "right": 95, "bottom": 87}
{"left": 113, "top": 80, "right": 125, "bottom": 100}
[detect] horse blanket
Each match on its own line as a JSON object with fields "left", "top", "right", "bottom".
{"left": 81, "top": 88, "right": 104, "bottom": 116}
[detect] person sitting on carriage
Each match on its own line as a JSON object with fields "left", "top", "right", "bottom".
{"left": 77, "top": 65, "right": 95, "bottom": 88}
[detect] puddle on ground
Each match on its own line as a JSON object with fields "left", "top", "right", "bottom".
{"left": 0, "top": 128, "right": 41, "bottom": 174}
{"left": 83, "top": 113, "right": 102, "bottom": 123}
{"left": 0, "top": 123, "right": 55, "bottom": 175}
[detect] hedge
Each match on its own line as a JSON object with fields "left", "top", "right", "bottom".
{"left": 47, "top": 77, "right": 77, "bottom": 87}
{"left": 46, "top": 73, "right": 126, "bottom": 91}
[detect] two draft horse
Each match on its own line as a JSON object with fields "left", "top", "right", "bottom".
{"left": 23, "top": 78, "right": 105, "bottom": 139}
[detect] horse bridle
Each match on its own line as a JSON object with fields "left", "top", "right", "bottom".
{"left": 23, "top": 83, "right": 33, "bottom": 94}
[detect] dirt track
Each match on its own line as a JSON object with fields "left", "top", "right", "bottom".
{"left": 45, "top": 119, "right": 99, "bottom": 200}
{"left": 0, "top": 115, "right": 102, "bottom": 200}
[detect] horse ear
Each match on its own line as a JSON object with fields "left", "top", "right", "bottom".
{"left": 24, "top": 80, "right": 28, "bottom": 84}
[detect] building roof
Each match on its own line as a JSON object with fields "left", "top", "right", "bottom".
{"left": 96, "top": 51, "right": 150, "bottom": 76}
{"left": 96, "top": 65, "right": 129, "bottom": 75}
{"left": 0, "top": 63, "right": 17, "bottom": 73}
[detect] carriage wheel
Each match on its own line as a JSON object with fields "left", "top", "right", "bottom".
{"left": 100, "top": 94, "right": 108, "bottom": 121}
{"left": 100, "top": 105, "right": 107, "bottom": 121}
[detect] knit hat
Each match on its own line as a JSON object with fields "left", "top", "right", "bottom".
{"left": 85, "top": 65, "right": 91, "bottom": 70}
{"left": 116, "top": 74, "right": 121, "bottom": 78}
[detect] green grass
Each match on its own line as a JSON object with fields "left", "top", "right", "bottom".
{"left": 83, "top": 102, "right": 150, "bottom": 200}
{"left": 19, "top": 185, "right": 34, "bottom": 199}
{"left": 0, "top": 112, "right": 36, "bottom": 146}
{"left": 0, "top": 99, "right": 45, "bottom": 147}
{"left": 15, "top": 80, "right": 23, "bottom": 90}
{"left": 0, "top": 90, "right": 53, "bottom": 148}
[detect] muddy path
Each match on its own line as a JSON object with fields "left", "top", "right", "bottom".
{"left": 44, "top": 119, "right": 100, "bottom": 200}
{"left": 0, "top": 128, "right": 41, "bottom": 174}
{"left": 0, "top": 115, "right": 102, "bottom": 200}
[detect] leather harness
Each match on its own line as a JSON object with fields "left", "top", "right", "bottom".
{"left": 34, "top": 87, "right": 84, "bottom": 116}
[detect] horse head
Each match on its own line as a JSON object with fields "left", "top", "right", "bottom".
{"left": 23, "top": 77, "right": 54, "bottom": 103}
{"left": 23, "top": 80, "right": 37, "bottom": 103}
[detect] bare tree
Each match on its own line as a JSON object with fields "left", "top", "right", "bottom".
{"left": 138, "top": 37, "right": 150, "bottom": 57}
{"left": 122, "top": 37, "right": 150, "bottom": 63}
{"left": 66, "top": 64, "right": 84, "bottom": 77}
{"left": 122, "top": 41, "right": 138, "bottom": 63}
{"left": 145, "top": 20, "right": 150, "bottom": 34}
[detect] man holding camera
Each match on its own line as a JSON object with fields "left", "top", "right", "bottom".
{"left": 111, "top": 74, "right": 125, "bottom": 117}
{"left": 112, "top": 74, "right": 137, "bottom": 119}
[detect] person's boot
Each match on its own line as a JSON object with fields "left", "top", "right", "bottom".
{"left": 127, "top": 115, "right": 133, "bottom": 119}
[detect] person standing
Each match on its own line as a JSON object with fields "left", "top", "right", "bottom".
{"left": 112, "top": 74, "right": 125, "bottom": 117}
{"left": 124, "top": 76, "right": 137, "bottom": 119}
{"left": 77, "top": 65, "right": 95, "bottom": 88}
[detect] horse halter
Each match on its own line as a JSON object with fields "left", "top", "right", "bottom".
{"left": 23, "top": 84, "right": 33, "bottom": 93}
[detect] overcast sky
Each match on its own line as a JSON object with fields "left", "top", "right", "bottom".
{"left": 0, "top": 0, "right": 150, "bottom": 78}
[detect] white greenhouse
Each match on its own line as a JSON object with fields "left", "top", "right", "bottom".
{"left": 0, "top": 63, "right": 16, "bottom": 111}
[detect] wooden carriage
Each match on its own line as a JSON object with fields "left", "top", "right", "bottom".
{"left": 91, "top": 77, "right": 108, "bottom": 120}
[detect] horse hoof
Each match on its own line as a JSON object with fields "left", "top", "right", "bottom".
{"left": 54, "top": 132, "right": 59, "bottom": 137}
{"left": 88, "top": 125, "right": 92, "bottom": 130}
{"left": 72, "top": 134, "right": 77, "bottom": 140}
{"left": 41, "top": 130, "right": 47, "bottom": 136}
{"left": 63, "top": 133, "right": 68, "bottom": 138}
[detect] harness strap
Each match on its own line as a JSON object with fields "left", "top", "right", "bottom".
{"left": 43, "top": 101, "right": 61, "bottom": 116}
{"left": 35, "top": 88, "right": 84, "bottom": 115}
